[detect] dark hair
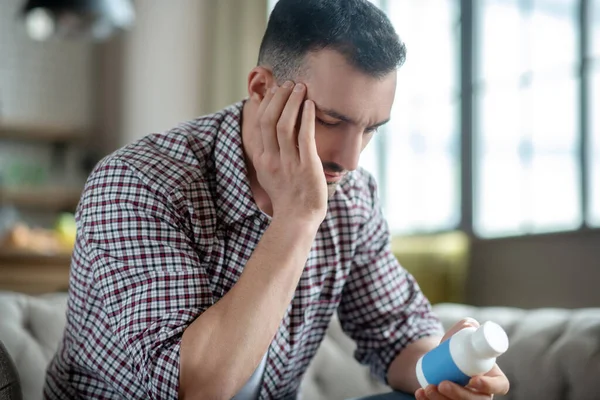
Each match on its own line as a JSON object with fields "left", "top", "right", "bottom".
{"left": 258, "top": 0, "right": 406, "bottom": 81}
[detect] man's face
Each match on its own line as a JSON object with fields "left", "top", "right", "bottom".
{"left": 300, "top": 49, "right": 397, "bottom": 197}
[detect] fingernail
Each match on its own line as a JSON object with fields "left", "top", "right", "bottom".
{"left": 283, "top": 81, "right": 294, "bottom": 88}
{"left": 464, "top": 317, "right": 480, "bottom": 326}
{"left": 294, "top": 83, "right": 305, "bottom": 92}
{"left": 270, "top": 86, "right": 278, "bottom": 94}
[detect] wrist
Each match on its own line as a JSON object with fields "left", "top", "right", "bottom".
{"left": 270, "top": 214, "right": 323, "bottom": 234}
{"left": 272, "top": 205, "right": 325, "bottom": 226}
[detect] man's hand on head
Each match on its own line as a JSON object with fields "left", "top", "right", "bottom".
{"left": 253, "top": 81, "right": 328, "bottom": 225}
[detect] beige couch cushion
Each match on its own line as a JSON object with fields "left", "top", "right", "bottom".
{"left": 0, "top": 339, "right": 21, "bottom": 400}
{"left": 3, "top": 291, "right": 600, "bottom": 400}
{"left": 0, "top": 292, "right": 66, "bottom": 400}
{"left": 433, "top": 303, "right": 600, "bottom": 400}
{"left": 300, "top": 314, "right": 389, "bottom": 400}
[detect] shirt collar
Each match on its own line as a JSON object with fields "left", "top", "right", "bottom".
{"left": 213, "top": 101, "right": 263, "bottom": 226}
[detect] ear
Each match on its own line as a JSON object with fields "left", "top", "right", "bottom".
{"left": 247, "top": 66, "right": 276, "bottom": 104}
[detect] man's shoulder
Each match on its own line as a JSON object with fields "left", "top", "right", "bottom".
{"left": 89, "top": 103, "right": 243, "bottom": 196}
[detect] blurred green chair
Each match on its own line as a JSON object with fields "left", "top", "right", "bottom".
{"left": 391, "top": 231, "right": 470, "bottom": 305}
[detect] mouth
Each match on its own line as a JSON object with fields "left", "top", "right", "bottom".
{"left": 324, "top": 171, "right": 345, "bottom": 183}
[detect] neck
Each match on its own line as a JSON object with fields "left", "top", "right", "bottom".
{"left": 242, "top": 100, "right": 273, "bottom": 216}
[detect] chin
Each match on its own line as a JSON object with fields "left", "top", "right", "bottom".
{"left": 327, "top": 183, "right": 338, "bottom": 198}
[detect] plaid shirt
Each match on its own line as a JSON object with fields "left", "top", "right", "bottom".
{"left": 44, "top": 101, "right": 443, "bottom": 400}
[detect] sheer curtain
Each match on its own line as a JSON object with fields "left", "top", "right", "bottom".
{"left": 113, "top": 0, "right": 267, "bottom": 147}
{"left": 200, "top": 0, "right": 268, "bottom": 113}
{"left": 473, "top": 0, "right": 582, "bottom": 237}
{"left": 382, "top": 0, "right": 460, "bottom": 235}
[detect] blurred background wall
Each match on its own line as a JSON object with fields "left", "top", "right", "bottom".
{"left": 0, "top": 0, "right": 599, "bottom": 309}
{"left": 97, "top": 0, "right": 267, "bottom": 149}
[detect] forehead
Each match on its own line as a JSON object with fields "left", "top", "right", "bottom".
{"left": 300, "top": 49, "right": 397, "bottom": 125}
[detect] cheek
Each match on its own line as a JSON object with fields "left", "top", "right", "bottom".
{"left": 361, "top": 133, "right": 374, "bottom": 150}
{"left": 314, "top": 126, "right": 334, "bottom": 159}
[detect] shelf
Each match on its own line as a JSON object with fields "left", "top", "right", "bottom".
{"left": 0, "top": 186, "right": 82, "bottom": 211}
{"left": 0, "top": 249, "right": 72, "bottom": 265}
{"left": 0, "top": 252, "right": 71, "bottom": 294}
{"left": 0, "top": 122, "right": 86, "bottom": 143}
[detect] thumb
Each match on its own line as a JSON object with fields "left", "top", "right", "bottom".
{"left": 441, "top": 317, "right": 480, "bottom": 343}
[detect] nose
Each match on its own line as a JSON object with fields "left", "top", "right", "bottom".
{"left": 329, "top": 129, "right": 363, "bottom": 172}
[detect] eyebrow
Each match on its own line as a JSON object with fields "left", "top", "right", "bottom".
{"left": 315, "top": 104, "right": 390, "bottom": 131}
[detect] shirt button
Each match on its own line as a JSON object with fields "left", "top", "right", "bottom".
{"left": 254, "top": 218, "right": 261, "bottom": 226}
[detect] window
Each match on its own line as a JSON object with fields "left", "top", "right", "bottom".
{"left": 593, "top": 0, "right": 600, "bottom": 59}
{"left": 592, "top": 68, "right": 600, "bottom": 226}
{"left": 474, "top": 0, "right": 581, "bottom": 237}
{"left": 377, "top": 0, "right": 461, "bottom": 234}
{"left": 589, "top": 0, "right": 600, "bottom": 226}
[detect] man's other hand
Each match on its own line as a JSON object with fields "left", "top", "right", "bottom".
{"left": 414, "top": 318, "right": 510, "bottom": 400}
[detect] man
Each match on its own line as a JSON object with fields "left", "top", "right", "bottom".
{"left": 44, "top": 0, "right": 509, "bottom": 399}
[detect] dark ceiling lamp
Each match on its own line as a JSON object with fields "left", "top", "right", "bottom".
{"left": 21, "top": 0, "right": 135, "bottom": 41}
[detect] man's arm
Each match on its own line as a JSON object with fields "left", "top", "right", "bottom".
{"left": 336, "top": 170, "right": 509, "bottom": 399}
{"left": 80, "top": 82, "right": 323, "bottom": 400}
{"left": 386, "top": 318, "right": 480, "bottom": 393}
{"left": 335, "top": 170, "right": 444, "bottom": 386}
{"left": 84, "top": 178, "right": 317, "bottom": 400}
{"left": 386, "top": 318, "right": 478, "bottom": 393}
{"left": 386, "top": 335, "right": 442, "bottom": 394}
{"left": 179, "top": 218, "right": 318, "bottom": 399}
{"left": 180, "top": 82, "right": 327, "bottom": 399}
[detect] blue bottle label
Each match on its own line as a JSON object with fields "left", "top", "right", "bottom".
{"left": 422, "top": 339, "right": 471, "bottom": 386}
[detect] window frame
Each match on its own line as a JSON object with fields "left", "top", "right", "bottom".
{"left": 464, "top": 0, "right": 596, "bottom": 238}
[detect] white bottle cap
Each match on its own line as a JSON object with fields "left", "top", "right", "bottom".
{"left": 471, "top": 321, "right": 509, "bottom": 359}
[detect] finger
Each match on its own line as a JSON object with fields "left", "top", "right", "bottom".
{"left": 424, "top": 385, "right": 453, "bottom": 400}
{"left": 298, "top": 99, "right": 316, "bottom": 163}
{"left": 254, "top": 85, "right": 277, "bottom": 154}
{"left": 441, "top": 317, "right": 480, "bottom": 342}
{"left": 468, "top": 370, "right": 509, "bottom": 396}
{"left": 276, "top": 83, "right": 306, "bottom": 160}
{"left": 261, "top": 81, "right": 295, "bottom": 153}
{"left": 257, "top": 83, "right": 277, "bottom": 119}
{"left": 415, "top": 388, "right": 427, "bottom": 400}
{"left": 438, "top": 381, "right": 492, "bottom": 400}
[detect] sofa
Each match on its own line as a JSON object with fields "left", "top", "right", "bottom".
{"left": 1, "top": 290, "right": 600, "bottom": 400}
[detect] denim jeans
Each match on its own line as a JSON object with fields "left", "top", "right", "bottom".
{"left": 348, "top": 391, "right": 416, "bottom": 400}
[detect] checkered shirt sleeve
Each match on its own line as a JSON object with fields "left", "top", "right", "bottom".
{"left": 337, "top": 173, "right": 445, "bottom": 383}
{"left": 77, "top": 158, "right": 213, "bottom": 399}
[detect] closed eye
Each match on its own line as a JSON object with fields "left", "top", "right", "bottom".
{"left": 316, "top": 118, "right": 341, "bottom": 128}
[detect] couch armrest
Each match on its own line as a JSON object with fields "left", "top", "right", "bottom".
{"left": 0, "top": 291, "right": 67, "bottom": 400}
